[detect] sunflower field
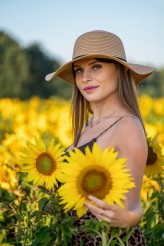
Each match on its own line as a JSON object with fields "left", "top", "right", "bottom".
{"left": 0, "top": 96, "right": 164, "bottom": 246}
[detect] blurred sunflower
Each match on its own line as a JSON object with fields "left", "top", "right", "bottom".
{"left": 141, "top": 175, "right": 160, "bottom": 203}
{"left": 58, "top": 143, "right": 135, "bottom": 218}
{"left": 145, "top": 137, "right": 164, "bottom": 178}
{"left": 20, "top": 137, "right": 65, "bottom": 190}
{"left": 0, "top": 163, "right": 17, "bottom": 191}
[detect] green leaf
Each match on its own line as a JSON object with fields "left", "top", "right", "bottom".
{"left": 30, "top": 211, "right": 39, "bottom": 217}
{"left": 38, "top": 197, "right": 49, "bottom": 211}
{"left": 63, "top": 225, "right": 74, "bottom": 237}
{"left": 152, "top": 224, "right": 164, "bottom": 237}
{"left": 110, "top": 228, "right": 118, "bottom": 237}
{"left": 108, "top": 239, "right": 117, "bottom": 246}
{"left": 0, "top": 213, "right": 4, "bottom": 222}
{"left": 95, "top": 220, "right": 110, "bottom": 232}
{"left": 32, "top": 226, "right": 56, "bottom": 245}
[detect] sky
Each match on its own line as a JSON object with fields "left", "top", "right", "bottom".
{"left": 1, "top": 0, "right": 164, "bottom": 68}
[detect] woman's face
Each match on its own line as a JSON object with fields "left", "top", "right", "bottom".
{"left": 73, "top": 58, "right": 119, "bottom": 103}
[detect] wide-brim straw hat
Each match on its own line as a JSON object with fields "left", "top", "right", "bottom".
{"left": 45, "top": 30, "right": 155, "bottom": 84}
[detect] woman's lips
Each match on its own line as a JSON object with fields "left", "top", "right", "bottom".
{"left": 83, "top": 86, "right": 98, "bottom": 93}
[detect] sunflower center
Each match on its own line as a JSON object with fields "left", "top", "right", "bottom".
{"left": 78, "top": 166, "right": 112, "bottom": 199}
{"left": 147, "top": 146, "right": 157, "bottom": 165}
{"left": 36, "top": 152, "right": 56, "bottom": 175}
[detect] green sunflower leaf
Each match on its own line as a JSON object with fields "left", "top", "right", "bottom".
{"left": 38, "top": 197, "right": 49, "bottom": 211}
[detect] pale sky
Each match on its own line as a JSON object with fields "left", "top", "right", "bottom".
{"left": 1, "top": 0, "right": 164, "bottom": 68}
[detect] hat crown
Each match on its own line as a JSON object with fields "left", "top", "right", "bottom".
{"left": 72, "top": 30, "right": 126, "bottom": 61}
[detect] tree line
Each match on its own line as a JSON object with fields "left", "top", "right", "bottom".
{"left": 0, "top": 31, "right": 72, "bottom": 100}
{"left": 0, "top": 31, "right": 163, "bottom": 100}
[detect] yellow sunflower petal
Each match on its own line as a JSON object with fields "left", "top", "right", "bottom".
{"left": 35, "top": 137, "right": 46, "bottom": 152}
{"left": 92, "top": 143, "right": 102, "bottom": 164}
{"left": 22, "top": 147, "right": 37, "bottom": 158}
{"left": 76, "top": 206, "right": 87, "bottom": 218}
{"left": 20, "top": 155, "right": 37, "bottom": 162}
{"left": 47, "top": 138, "right": 55, "bottom": 152}
{"left": 74, "top": 197, "right": 85, "bottom": 210}
{"left": 26, "top": 141, "right": 41, "bottom": 154}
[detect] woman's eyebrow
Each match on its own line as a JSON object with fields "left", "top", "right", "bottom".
{"left": 74, "top": 61, "right": 98, "bottom": 68}
{"left": 73, "top": 64, "right": 81, "bottom": 68}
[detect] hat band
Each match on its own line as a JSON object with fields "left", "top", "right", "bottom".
{"left": 73, "top": 55, "right": 127, "bottom": 62}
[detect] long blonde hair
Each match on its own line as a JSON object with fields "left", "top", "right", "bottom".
{"left": 71, "top": 60, "right": 145, "bottom": 146}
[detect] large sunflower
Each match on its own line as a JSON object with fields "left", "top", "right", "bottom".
{"left": 20, "top": 137, "right": 64, "bottom": 190}
{"left": 145, "top": 137, "right": 164, "bottom": 178}
{"left": 58, "top": 143, "right": 135, "bottom": 218}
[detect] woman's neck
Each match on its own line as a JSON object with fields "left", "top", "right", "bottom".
{"left": 91, "top": 96, "right": 125, "bottom": 121}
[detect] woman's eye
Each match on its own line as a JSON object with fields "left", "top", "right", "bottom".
{"left": 74, "top": 68, "right": 83, "bottom": 74}
{"left": 92, "top": 64, "right": 102, "bottom": 70}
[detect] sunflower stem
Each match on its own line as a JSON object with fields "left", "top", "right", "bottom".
{"left": 116, "top": 236, "right": 125, "bottom": 246}
{"left": 107, "top": 236, "right": 116, "bottom": 246}
{"left": 101, "top": 229, "right": 108, "bottom": 246}
{"left": 158, "top": 174, "right": 164, "bottom": 220}
{"left": 125, "top": 227, "right": 134, "bottom": 246}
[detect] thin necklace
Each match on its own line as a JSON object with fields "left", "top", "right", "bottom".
{"left": 90, "top": 111, "right": 116, "bottom": 128}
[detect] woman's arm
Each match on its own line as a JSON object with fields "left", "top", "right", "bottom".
{"left": 85, "top": 117, "right": 147, "bottom": 228}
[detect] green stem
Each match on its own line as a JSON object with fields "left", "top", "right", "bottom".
{"left": 107, "top": 236, "right": 116, "bottom": 246}
{"left": 102, "top": 229, "right": 108, "bottom": 246}
{"left": 125, "top": 227, "right": 134, "bottom": 246}
{"left": 116, "top": 236, "right": 125, "bottom": 246}
{"left": 158, "top": 174, "right": 164, "bottom": 222}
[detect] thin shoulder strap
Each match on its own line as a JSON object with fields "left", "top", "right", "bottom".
{"left": 95, "top": 117, "right": 123, "bottom": 140}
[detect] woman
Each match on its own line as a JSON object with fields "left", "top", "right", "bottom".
{"left": 46, "top": 30, "right": 155, "bottom": 245}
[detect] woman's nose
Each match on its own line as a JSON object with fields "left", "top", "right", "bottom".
{"left": 81, "top": 69, "right": 91, "bottom": 83}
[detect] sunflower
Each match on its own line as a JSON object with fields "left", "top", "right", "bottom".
{"left": 141, "top": 175, "right": 160, "bottom": 203}
{"left": 145, "top": 137, "right": 164, "bottom": 178}
{"left": 0, "top": 163, "right": 17, "bottom": 191}
{"left": 20, "top": 137, "right": 65, "bottom": 190}
{"left": 58, "top": 143, "right": 135, "bottom": 218}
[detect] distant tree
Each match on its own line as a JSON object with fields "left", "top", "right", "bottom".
{"left": 138, "top": 69, "right": 164, "bottom": 97}
{"left": 159, "top": 68, "right": 164, "bottom": 96}
{"left": 0, "top": 31, "right": 72, "bottom": 99}
{"left": 23, "top": 44, "right": 72, "bottom": 99}
{"left": 0, "top": 31, "right": 29, "bottom": 98}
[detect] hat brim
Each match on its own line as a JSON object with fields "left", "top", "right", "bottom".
{"left": 45, "top": 54, "right": 156, "bottom": 84}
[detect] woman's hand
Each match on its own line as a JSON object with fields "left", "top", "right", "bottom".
{"left": 84, "top": 195, "right": 142, "bottom": 228}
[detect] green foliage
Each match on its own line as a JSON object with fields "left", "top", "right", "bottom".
{"left": 31, "top": 226, "right": 56, "bottom": 245}
{"left": 15, "top": 185, "right": 74, "bottom": 245}
{"left": 140, "top": 175, "right": 164, "bottom": 246}
{"left": 137, "top": 69, "right": 164, "bottom": 97}
{"left": 84, "top": 220, "right": 134, "bottom": 245}
{"left": 0, "top": 31, "right": 72, "bottom": 100}
{"left": 0, "top": 31, "right": 29, "bottom": 98}
{"left": 22, "top": 44, "right": 72, "bottom": 99}
{"left": 1, "top": 174, "right": 164, "bottom": 245}
{"left": 0, "top": 179, "right": 75, "bottom": 245}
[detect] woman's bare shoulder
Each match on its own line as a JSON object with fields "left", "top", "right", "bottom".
{"left": 115, "top": 115, "right": 147, "bottom": 156}
{"left": 118, "top": 115, "right": 145, "bottom": 135}
{"left": 118, "top": 116, "right": 145, "bottom": 136}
